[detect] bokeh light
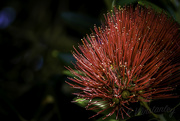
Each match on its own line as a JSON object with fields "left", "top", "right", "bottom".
{"left": 0, "top": 7, "right": 16, "bottom": 29}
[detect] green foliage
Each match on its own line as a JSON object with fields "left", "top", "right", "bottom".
{"left": 74, "top": 98, "right": 107, "bottom": 111}
{"left": 74, "top": 98, "right": 120, "bottom": 120}
{"left": 163, "top": 113, "right": 177, "bottom": 121}
{"left": 138, "top": 0, "right": 163, "bottom": 13}
{"left": 112, "top": 0, "right": 180, "bottom": 23}
{"left": 74, "top": 98, "right": 90, "bottom": 107}
{"left": 63, "top": 70, "right": 76, "bottom": 77}
{"left": 112, "top": 0, "right": 138, "bottom": 7}
{"left": 96, "top": 114, "right": 118, "bottom": 121}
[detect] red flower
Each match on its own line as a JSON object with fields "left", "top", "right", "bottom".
{"left": 66, "top": 5, "right": 180, "bottom": 119}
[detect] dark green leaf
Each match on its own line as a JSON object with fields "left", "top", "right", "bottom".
{"left": 96, "top": 114, "right": 119, "bottom": 121}
{"left": 63, "top": 69, "right": 87, "bottom": 77}
{"left": 159, "top": 113, "right": 177, "bottom": 121}
{"left": 138, "top": 0, "right": 180, "bottom": 23}
{"left": 74, "top": 98, "right": 112, "bottom": 116}
{"left": 104, "top": 0, "right": 114, "bottom": 10}
{"left": 138, "top": 1, "right": 163, "bottom": 13}
{"left": 112, "top": 0, "right": 138, "bottom": 7}
{"left": 63, "top": 70, "right": 76, "bottom": 77}
{"left": 74, "top": 98, "right": 90, "bottom": 108}
{"left": 74, "top": 98, "right": 107, "bottom": 109}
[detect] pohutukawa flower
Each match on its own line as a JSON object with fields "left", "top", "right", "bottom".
{"left": 66, "top": 4, "right": 180, "bottom": 120}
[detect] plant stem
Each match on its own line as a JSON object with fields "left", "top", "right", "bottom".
{"left": 140, "top": 101, "right": 159, "bottom": 119}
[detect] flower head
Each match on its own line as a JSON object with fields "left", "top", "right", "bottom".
{"left": 66, "top": 4, "right": 180, "bottom": 119}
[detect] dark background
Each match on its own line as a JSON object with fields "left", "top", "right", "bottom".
{"left": 0, "top": 0, "right": 107, "bottom": 121}
{"left": 0, "top": 0, "right": 180, "bottom": 121}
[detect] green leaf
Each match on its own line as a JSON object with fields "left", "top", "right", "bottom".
{"left": 163, "top": 112, "right": 177, "bottom": 121}
{"left": 112, "top": 0, "right": 138, "bottom": 7}
{"left": 74, "top": 98, "right": 90, "bottom": 107}
{"left": 74, "top": 98, "right": 112, "bottom": 115}
{"left": 138, "top": 0, "right": 180, "bottom": 23}
{"left": 138, "top": 1, "right": 163, "bottom": 13}
{"left": 104, "top": 0, "right": 114, "bottom": 10}
{"left": 96, "top": 114, "right": 119, "bottom": 121}
{"left": 140, "top": 100, "right": 159, "bottom": 119}
{"left": 135, "top": 105, "right": 143, "bottom": 116}
{"left": 63, "top": 69, "right": 87, "bottom": 77}
{"left": 175, "top": 9, "right": 180, "bottom": 24}
{"left": 74, "top": 98, "right": 107, "bottom": 109}
{"left": 63, "top": 70, "right": 78, "bottom": 77}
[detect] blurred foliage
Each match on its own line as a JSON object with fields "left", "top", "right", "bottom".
{"left": 0, "top": 0, "right": 179, "bottom": 121}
